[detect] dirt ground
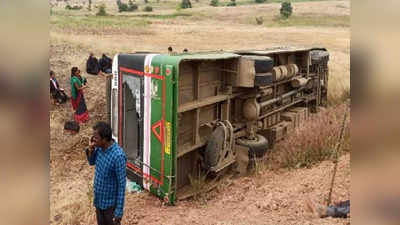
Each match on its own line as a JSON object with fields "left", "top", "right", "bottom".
{"left": 50, "top": 1, "right": 350, "bottom": 224}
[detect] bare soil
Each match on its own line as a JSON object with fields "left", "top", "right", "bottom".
{"left": 50, "top": 1, "right": 350, "bottom": 224}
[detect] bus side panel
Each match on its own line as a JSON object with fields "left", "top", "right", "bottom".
{"left": 148, "top": 56, "right": 177, "bottom": 204}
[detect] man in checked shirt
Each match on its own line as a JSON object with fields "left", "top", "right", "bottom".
{"left": 86, "top": 122, "right": 127, "bottom": 225}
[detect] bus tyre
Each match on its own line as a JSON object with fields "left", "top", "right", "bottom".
{"left": 236, "top": 134, "right": 269, "bottom": 158}
{"left": 204, "top": 126, "right": 225, "bottom": 170}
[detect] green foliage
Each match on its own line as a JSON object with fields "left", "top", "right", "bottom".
{"left": 65, "top": 4, "right": 83, "bottom": 10}
{"left": 117, "top": 0, "right": 129, "bottom": 12}
{"left": 255, "top": 16, "right": 264, "bottom": 25}
{"left": 280, "top": 1, "right": 293, "bottom": 18}
{"left": 96, "top": 4, "right": 107, "bottom": 16}
{"left": 143, "top": 5, "right": 153, "bottom": 12}
{"left": 128, "top": 0, "right": 138, "bottom": 11}
{"left": 255, "top": 0, "right": 266, "bottom": 3}
{"left": 88, "top": 0, "right": 92, "bottom": 11}
{"left": 210, "top": 0, "right": 219, "bottom": 7}
{"left": 117, "top": 0, "right": 138, "bottom": 12}
{"left": 181, "top": 0, "right": 192, "bottom": 9}
{"left": 227, "top": 0, "right": 236, "bottom": 6}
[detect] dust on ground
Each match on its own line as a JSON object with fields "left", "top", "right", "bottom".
{"left": 50, "top": 1, "right": 350, "bottom": 224}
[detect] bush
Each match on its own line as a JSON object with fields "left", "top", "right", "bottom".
{"left": 118, "top": 0, "right": 138, "bottom": 12}
{"left": 65, "top": 4, "right": 83, "bottom": 10}
{"left": 143, "top": 5, "right": 153, "bottom": 11}
{"left": 88, "top": 0, "right": 92, "bottom": 11}
{"left": 96, "top": 4, "right": 107, "bottom": 16}
{"left": 117, "top": 0, "right": 129, "bottom": 12}
{"left": 268, "top": 104, "right": 350, "bottom": 169}
{"left": 181, "top": 0, "right": 192, "bottom": 9}
{"left": 210, "top": 0, "right": 218, "bottom": 7}
{"left": 255, "top": 16, "right": 264, "bottom": 25}
{"left": 280, "top": 1, "right": 293, "bottom": 19}
{"left": 255, "top": 0, "right": 266, "bottom": 3}
{"left": 227, "top": 0, "right": 236, "bottom": 6}
{"left": 128, "top": 0, "right": 138, "bottom": 11}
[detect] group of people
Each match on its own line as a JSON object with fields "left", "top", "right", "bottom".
{"left": 51, "top": 56, "right": 123, "bottom": 224}
{"left": 50, "top": 53, "right": 113, "bottom": 124}
{"left": 50, "top": 66, "right": 89, "bottom": 124}
{"left": 51, "top": 51, "right": 349, "bottom": 225}
{"left": 87, "top": 53, "right": 113, "bottom": 75}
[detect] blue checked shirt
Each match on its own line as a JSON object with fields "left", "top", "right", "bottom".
{"left": 86, "top": 141, "right": 126, "bottom": 218}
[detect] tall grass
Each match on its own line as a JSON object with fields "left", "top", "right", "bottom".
{"left": 268, "top": 103, "right": 350, "bottom": 169}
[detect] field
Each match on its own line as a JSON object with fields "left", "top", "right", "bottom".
{"left": 49, "top": 0, "right": 350, "bottom": 224}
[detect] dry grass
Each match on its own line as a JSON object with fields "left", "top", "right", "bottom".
{"left": 268, "top": 14, "right": 350, "bottom": 27}
{"left": 268, "top": 103, "right": 350, "bottom": 169}
{"left": 50, "top": 1, "right": 350, "bottom": 224}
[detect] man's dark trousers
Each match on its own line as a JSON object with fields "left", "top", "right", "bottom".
{"left": 96, "top": 207, "right": 119, "bottom": 225}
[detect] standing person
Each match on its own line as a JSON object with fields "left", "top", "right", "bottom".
{"left": 50, "top": 70, "right": 68, "bottom": 105}
{"left": 70, "top": 67, "right": 89, "bottom": 123}
{"left": 86, "top": 122, "right": 127, "bottom": 225}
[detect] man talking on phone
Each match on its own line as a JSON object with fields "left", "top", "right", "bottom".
{"left": 86, "top": 121, "right": 126, "bottom": 225}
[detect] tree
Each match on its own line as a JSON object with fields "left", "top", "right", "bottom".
{"left": 88, "top": 0, "right": 92, "bottom": 11}
{"left": 181, "top": 0, "right": 192, "bottom": 9}
{"left": 280, "top": 1, "right": 293, "bottom": 19}
{"left": 117, "top": 0, "right": 129, "bottom": 12}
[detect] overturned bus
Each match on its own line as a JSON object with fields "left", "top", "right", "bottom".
{"left": 107, "top": 47, "right": 329, "bottom": 204}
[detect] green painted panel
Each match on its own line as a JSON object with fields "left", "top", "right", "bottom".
{"left": 147, "top": 55, "right": 180, "bottom": 204}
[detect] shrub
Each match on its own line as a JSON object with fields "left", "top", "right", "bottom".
{"left": 88, "top": 0, "right": 92, "bottom": 11}
{"left": 255, "top": 16, "right": 264, "bottom": 25}
{"left": 117, "top": 0, "right": 129, "bottom": 12}
{"left": 143, "top": 5, "right": 153, "bottom": 11}
{"left": 268, "top": 104, "right": 350, "bottom": 169}
{"left": 66, "top": 4, "right": 83, "bottom": 10}
{"left": 280, "top": 1, "right": 293, "bottom": 19}
{"left": 128, "top": 0, "right": 138, "bottom": 11}
{"left": 255, "top": 0, "right": 266, "bottom": 3}
{"left": 227, "top": 0, "right": 236, "bottom": 6}
{"left": 96, "top": 4, "right": 107, "bottom": 16}
{"left": 118, "top": 0, "right": 138, "bottom": 12}
{"left": 181, "top": 0, "right": 192, "bottom": 9}
{"left": 210, "top": 0, "right": 219, "bottom": 7}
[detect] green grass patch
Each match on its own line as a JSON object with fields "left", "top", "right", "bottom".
{"left": 50, "top": 15, "right": 151, "bottom": 29}
{"left": 264, "top": 14, "right": 350, "bottom": 27}
{"left": 133, "top": 12, "right": 192, "bottom": 19}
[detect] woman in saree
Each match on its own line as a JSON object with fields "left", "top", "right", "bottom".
{"left": 70, "top": 67, "right": 89, "bottom": 123}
